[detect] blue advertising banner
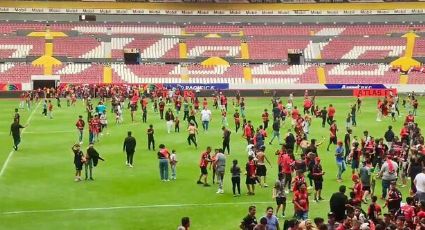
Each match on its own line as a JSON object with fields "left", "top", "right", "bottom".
{"left": 163, "top": 83, "right": 229, "bottom": 90}
{"left": 325, "top": 84, "right": 387, "bottom": 89}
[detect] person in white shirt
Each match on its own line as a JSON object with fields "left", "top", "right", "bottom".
{"left": 201, "top": 107, "right": 212, "bottom": 131}
{"left": 414, "top": 168, "right": 425, "bottom": 202}
{"left": 247, "top": 144, "right": 255, "bottom": 158}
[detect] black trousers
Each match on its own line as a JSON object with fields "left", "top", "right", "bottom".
{"left": 235, "top": 122, "right": 240, "bottom": 133}
{"left": 148, "top": 138, "right": 155, "bottom": 150}
{"left": 126, "top": 151, "right": 134, "bottom": 165}
{"left": 232, "top": 177, "right": 241, "bottom": 195}
{"left": 223, "top": 140, "right": 230, "bottom": 154}
{"left": 327, "top": 116, "right": 334, "bottom": 125}
{"left": 263, "top": 121, "right": 269, "bottom": 130}
{"left": 160, "top": 110, "right": 164, "bottom": 119}
{"left": 188, "top": 116, "right": 198, "bottom": 128}
{"left": 183, "top": 111, "right": 189, "bottom": 121}
{"left": 321, "top": 117, "right": 326, "bottom": 127}
{"left": 188, "top": 134, "right": 197, "bottom": 147}
{"left": 142, "top": 113, "right": 147, "bottom": 123}
{"left": 13, "top": 135, "right": 20, "bottom": 148}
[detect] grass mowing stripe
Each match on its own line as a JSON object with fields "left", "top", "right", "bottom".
{"left": 0, "top": 102, "right": 40, "bottom": 178}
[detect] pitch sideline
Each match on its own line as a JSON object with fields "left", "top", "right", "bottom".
{"left": 0, "top": 102, "right": 41, "bottom": 178}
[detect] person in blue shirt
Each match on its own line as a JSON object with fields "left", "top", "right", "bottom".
{"left": 95, "top": 102, "right": 106, "bottom": 115}
{"left": 335, "top": 141, "right": 346, "bottom": 182}
{"left": 262, "top": 207, "right": 279, "bottom": 230}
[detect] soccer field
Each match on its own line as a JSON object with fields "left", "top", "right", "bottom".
{"left": 0, "top": 95, "right": 416, "bottom": 230}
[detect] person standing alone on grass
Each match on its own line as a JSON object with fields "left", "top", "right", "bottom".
{"left": 222, "top": 126, "right": 231, "bottom": 154}
{"left": 320, "top": 106, "right": 327, "bottom": 128}
{"left": 187, "top": 122, "right": 198, "bottom": 149}
{"left": 231, "top": 159, "right": 241, "bottom": 196}
{"left": 72, "top": 144, "right": 84, "bottom": 182}
{"left": 327, "top": 104, "right": 336, "bottom": 125}
{"left": 197, "top": 146, "right": 212, "bottom": 186}
{"left": 75, "top": 115, "right": 85, "bottom": 144}
{"left": 201, "top": 106, "right": 212, "bottom": 132}
{"left": 147, "top": 124, "right": 155, "bottom": 151}
{"left": 10, "top": 118, "right": 26, "bottom": 151}
{"left": 123, "top": 131, "right": 136, "bottom": 168}
{"left": 157, "top": 144, "right": 170, "bottom": 181}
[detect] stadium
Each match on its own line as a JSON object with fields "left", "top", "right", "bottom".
{"left": 1, "top": 0, "right": 425, "bottom": 229}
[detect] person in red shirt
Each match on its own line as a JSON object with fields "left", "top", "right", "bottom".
{"left": 293, "top": 183, "right": 309, "bottom": 220}
{"left": 400, "top": 124, "right": 409, "bottom": 144}
{"left": 202, "top": 97, "right": 208, "bottom": 109}
{"left": 400, "top": 197, "right": 415, "bottom": 223}
{"left": 326, "top": 120, "right": 338, "bottom": 151}
{"left": 327, "top": 104, "right": 336, "bottom": 125}
{"left": 303, "top": 97, "right": 312, "bottom": 115}
{"left": 367, "top": 195, "right": 381, "bottom": 222}
{"left": 405, "top": 112, "right": 415, "bottom": 123}
{"left": 291, "top": 106, "right": 299, "bottom": 127}
{"left": 262, "top": 109, "right": 269, "bottom": 130}
{"left": 281, "top": 151, "right": 294, "bottom": 193}
{"left": 377, "top": 99, "right": 383, "bottom": 122}
{"left": 246, "top": 155, "right": 257, "bottom": 195}
{"left": 243, "top": 120, "right": 253, "bottom": 144}
{"left": 352, "top": 174, "right": 363, "bottom": 204}
{"left": 197, "top": 147, "right": 212, "bottom": 186}
{"left": 159, "top": 98, "right": 165, "bottom": 119}
{"left": 75, "top": 115, "right": 85, "bottom": 144}
{"left": 292, "top": 170, "right": 307, "bottom": 193}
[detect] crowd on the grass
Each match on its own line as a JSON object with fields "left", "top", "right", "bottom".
{"left": 10, "top": 85, "right": 425, "bottom": 230}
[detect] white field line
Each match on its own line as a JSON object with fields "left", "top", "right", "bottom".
{"left": 2, "top": 200, "right": 330, "bottom": 215}
{"left": 0, "top": 102, "right": 40, "bottom": 177}
{"left": 2, "top": 201, "right": 272, "bottom": 215}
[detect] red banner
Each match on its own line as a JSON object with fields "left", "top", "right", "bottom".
{"left": 353, "top": 89, "right": 397, "bottom": 97}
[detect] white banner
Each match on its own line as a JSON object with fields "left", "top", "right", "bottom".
{"left": 0, "top": 7, "right": 425, "bottom": 15}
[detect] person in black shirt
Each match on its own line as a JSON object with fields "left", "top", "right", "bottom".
{"left": 10, "top": 119, "right": 25, "bottom": 151}
{"left": 384, "top": 125, "right": 395, "bottom": 146}
{"left": 285, "top": 130, "right": 295, "bottom": 152}
{"left": 123, "top": 131, "right": 137, "bottom": 167}
{"left": 344, "top": 129, "right": 352, "bottom": 161}
{"left": 320, "top": 107, "right": 327, "bottom": 128}
{"left": 222, "top": 126, "right": 231, "bottom": 154}
{"left": 14, "top": 108, "right": 20, "bottom": 123}
{"left": 351, "top": 104, "right": 357, "bottom": 127}
{"left": 147, "top": 124, "right": 155, "bottom": 151}
{"left": 240, "top": 205, "right": 257, "bottom": 230}
{"left": 72, "top": 144, "right": 84, "bottom": 181}
{"left": 329, "top": 185, "right": 349, "bottom": 222}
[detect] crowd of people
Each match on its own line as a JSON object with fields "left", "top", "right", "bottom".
{"left": 10, "top": 85, "right": 425, "bottom": 230}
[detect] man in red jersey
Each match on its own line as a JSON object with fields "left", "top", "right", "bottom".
{"left": 352, "top": 174, "right": 363, "bottom": 204}
{"left": 197, "top": 146, "right": 212, "bottom": 187}
{"left": 244, "top": 120, "right": 253, "bottom": 144}
{"left": 246, "top": 155, "right": 257, "bottom": 195}
{"left": 75, "top": 115, "right": 85, "bottom": 144}
{"left": 234, "top": 109, "right": 241, "bottom": 133}
{"left": 327, "top": 104, "right": 336, "bottom": 125}
{"left": 293, "top": 183, "right": 309, "bottom": 220}
{"left": 262, "top": 109, "right": 269, "bottom": 130}
{"left": 327, "top": 120, "right": 338, "bottom": 151}
{"left": 291, "top": 106, "right": 299, "bottom": 127}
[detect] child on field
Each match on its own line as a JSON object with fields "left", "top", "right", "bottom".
{"left": 170, "top": 150, "right": 178, "bottom": 180}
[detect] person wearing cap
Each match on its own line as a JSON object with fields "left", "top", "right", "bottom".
{"left": 187, "top": 121, "right": 198, "bottom": 149}
{"left": 384, "top": 181, "right": 402, "bottom": 215}
{"left": 312, "top": 157, "right": 325, "bottom": 202}
{"left": 72, "top": 143, "right": 84, "bottom": 182}
{"left": 379, "top": 154, "right": 398, "bottom": 199}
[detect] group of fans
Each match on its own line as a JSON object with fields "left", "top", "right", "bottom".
{"left": 12, "top": 85, "right": 425, "bottom": 230}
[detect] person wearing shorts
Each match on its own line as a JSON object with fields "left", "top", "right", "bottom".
{"left": 246, "top": 155, "right": 257, "bottom": 195}
{"left": 197, "top": 147, "right": 211, "bottom": 187}
{"left": 273, "top": 173, "right": 287, "bottom": 218}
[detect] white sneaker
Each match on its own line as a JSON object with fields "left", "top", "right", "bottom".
{"left": 216, "top": 190, "right": 221, "bottom": 194}
{"left": 220, "top": 190, "right": 224, "bottom": 194}
{"left": 129, "top": 164, "right": 133, "bottom": 168}
{"left": 285, "top": 190, "right": 289, "bottom": 194}
{"left": 126, "top": 161, "right": 129, "bottom": 166}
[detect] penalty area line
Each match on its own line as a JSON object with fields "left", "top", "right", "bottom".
{"left": 2, "top": 201, "right": 274, "bottom": 215}
{"left": 0, "top": 102, "right": 41, "bottom": 178}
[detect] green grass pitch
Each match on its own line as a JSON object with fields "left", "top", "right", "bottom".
{"left": 0, "top": 96, "right": 416, "bottom": 229}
